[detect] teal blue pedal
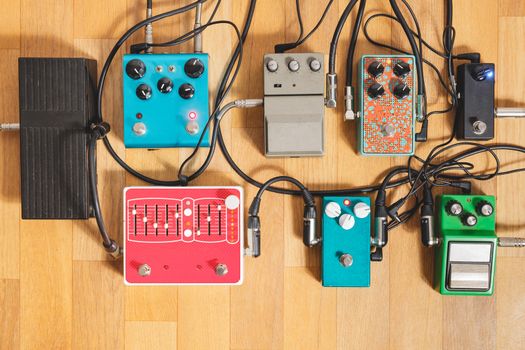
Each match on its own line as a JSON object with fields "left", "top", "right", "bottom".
{"left": 122, "top": 53, "right": 210, "bottom": 148}
{"left": 322, "top": 196, "right": 371, "bottom": 287}
{"left": 357, "top": 55, "right": 416, "bottom": 156}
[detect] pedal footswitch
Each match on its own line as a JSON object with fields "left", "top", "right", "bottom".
{"left": 124, "top": 186, "right": 243, "bottom": 285}
{"left": 122, "top": 54, "right": 210, "bottom": 148}
{"left": 322, "top": 197, "right": 371, "bottom": 287}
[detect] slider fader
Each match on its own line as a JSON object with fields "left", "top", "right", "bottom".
{"left": 124, "top": 187, "right": 243, "bottom": 285}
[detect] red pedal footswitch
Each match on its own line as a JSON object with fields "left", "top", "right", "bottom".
{"left": 124, "top": 186, "right": 243, "bottom": 285}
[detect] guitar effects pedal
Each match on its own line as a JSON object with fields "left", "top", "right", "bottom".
{"left": 321, "top": 196, "right": 371, "bottom": 287}
{"left": 435, "top": 195, "right": 497, "bottom": 295}
{"left": 357, "top": 55, "right": 416, "bottom": 156}
{"left": 122, "top": 53, "right": 210, "bottom": 148}
{"left": 124, "top": 186, "right": 243, "bottom": 285}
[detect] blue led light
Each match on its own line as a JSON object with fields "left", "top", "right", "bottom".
{"left": 486, "top": 70, "right": 494, "bottom": 79}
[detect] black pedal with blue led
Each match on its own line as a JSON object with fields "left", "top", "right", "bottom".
{"left": 456, "top": 63, "right": 495, "bottom": 140}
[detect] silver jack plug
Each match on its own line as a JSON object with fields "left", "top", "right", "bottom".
{"left": 325, "top": 73, "right": 337, "bottom": 108}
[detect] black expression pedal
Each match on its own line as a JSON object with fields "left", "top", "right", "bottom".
{"left": 456, "top": 63, "right": 495, "bottom": 140}
{"left": 18, "top": 58, "right": 97, "bottom": 219}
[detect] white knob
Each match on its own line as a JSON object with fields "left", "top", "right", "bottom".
{"left": 266, "top": 59, "right": 278, "bottom": 72}
{"left": 288, "top": 59, "right": 300, "bottom": 72}
{"left": 225, "top": 195, "right": 240, "bottom": 210}
{"left": 309, "top": 59, "right": 321, "bottom": 72}
{"left": 325, "top": 202, "right": 341, "bottom": 218}
{"left": 339, "top": 214, "right": 355, "bottom": 230}
{"left": 353, "top": 202, "right": 371, "bottom": 219}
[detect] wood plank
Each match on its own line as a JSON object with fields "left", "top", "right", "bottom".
{"left": 72, "top": 261, "right": 124, "bottom": 350}
{"left": 284, "top": 267, "right": 336, "bottom": 350}
{"left": 125, "top": 286, "right": 178, "bottom": 321}
{"left": 0, "top": 49, "right": 20, "bottom": 279}
{"left": 20, "top": 0, "right": 74, "bottom": 56}
{"left": 0, "top": 279, "right": 20, "bottom": 350}
{"left": 496, "top": 257, "right": 525, "bottom": 350}
{"left": 20, "top": 221, "right": 72, "bottom": 349}
{"left": 496, "top": 17, "right": 525, "bottom": 258}
{"left": 73, "top": 0, "right": 127, "bottom": 39}
{"left": 229, "top": 128, "right": 285, "bottom": 349}
{"left": 177, "top": 286, "right": 230, "bottom": 350}
{"left": 125, "top": 321, "right": 178, "bottom": 350}
{"left": 0, "top": 0, "right": 20, "bottom": 49}
{"left": 499, "top": 0, "right": 525, "bottom": 17}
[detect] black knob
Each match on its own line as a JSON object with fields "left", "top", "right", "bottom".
{"left": 367, "top": 83, "right": 385, "bottom": 99}
{"left": 178, "top": 83, "right": 195, "bottom": 99}
{"left": 462, "top": 213, "right": 478, "bottom": 227}
{"left": 476, "top": 201, "right": 494, "bottom": 217}
{"left": 393, "top": 82, "right": 411, "bottom": 99}
{"left": 157, "top": 77, "right": 174, "bottom": 93}
{"left": 126, "top": 59, "right": 146, "bottom": 80}
{"left": 136, "top": 84, "right": 152, "bottom": 100}
{"left": 446, "top": 200, "right": 463, "bottom": 216}
{"left": 367, "top": 61, "right": 384, "bottom": 78}
{"left": 184, "top": 58, "right": 205, "bottom": 78}
{"left": 393, "top": 61, "right": 411, "bottom": 77}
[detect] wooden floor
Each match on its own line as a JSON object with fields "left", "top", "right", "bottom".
{"left": 1, "top": 0, "right": 525, "bottom": 349}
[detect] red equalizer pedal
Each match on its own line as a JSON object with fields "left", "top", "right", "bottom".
{"left": 124, "top": 186, "right": 243, "bottom": 285}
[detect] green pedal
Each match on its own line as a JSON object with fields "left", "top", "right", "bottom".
{"left": 435, "top": 195, "right": 497, "bottom": 296}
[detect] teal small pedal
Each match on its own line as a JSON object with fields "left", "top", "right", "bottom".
{"left": 322, "top": 196, "right": 371, "bottom": 287}
{"left": 357, "top": 55, "right": 416, "bottom": 156}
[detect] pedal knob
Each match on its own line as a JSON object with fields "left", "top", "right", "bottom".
{"left": 353, "top": 202, "right": 371, "bottom": 219}
{"left": 393, "top": 82, "right": 411, "bottom": 99}
{"left": 446, "top": 200, "right": 463, "bottom": 216}
{"left": 178, "top": 83, "right": 195, "bottom": 99}
{"left": 339, "top": 254, "right": 353, "bottom": 267}
{"left": 184, "top": 58, "right": 205, "bottom": 78}
{"left": 215, "top": 263, "right": 228, "bottom": 276}
{"left": 476, "top": 201, "right": 494, "bottom": 217}
{"left": 288, "top": 59, "right": 300, "bottom": 72}
{"left": 136, "top": 83, "right": 152, "bottom": 100}
{"left": 393, "top": 61, "right": 411, "bottom": 77}
{"left": 126, "top": 59, "right": 146, "bottom": 79}
{"left": 309, "top": 58, "right": 322, "bottom": 72}
{"left": 324, "top": 201, "right": 342, "bottom": 218}
{"left": 157, "top": 77, "right": 173, "bottom": 93}
{"left": 339, "top": 213, "right": 355, "bottom": 230}
{"left": 266, "top": 59, "right": 279, "bottom": 72}
{"left": 367, "top": 61, "right": 385, "bottom": 78}
{"left": 462, "top": 213, "right": 478, "bottom": 227}
{"left": 367, "top": 83, "right": 385, "bottom": 99}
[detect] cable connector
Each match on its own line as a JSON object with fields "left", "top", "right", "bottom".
{"left": 372, "top": 190, "right": 388, "bottom": 249}
{"left": 325, "top": 73, "right": 337, "bottom": 108}
{"left": 0, "top": 123, "right": 19, "bottom": 132}
{"left": 387, "top": 198, "right": 405, "bottom": 222}
{"left": 194, "top": 2, "right": 203, "bottom": 53}
{"left": 498, "top": 237, "right": 525, "bottom": 248}
{"left": 420, "top": 184, "right": 438, "bottom": 247}
{"left": 344, "top": 86, "right": 355, "bottom": 120}
{"left": 91, "top": 122, "right": 111, "bottom": 139}
{"left": 303, "top": 205, "right": 320, "bottom": 247}
{"left": 416, "top": 94, "right": 426, "bottom": 122}
{"left": 246, "top": 215, "right": 261, "bottom": 257}
{"left": 103, "top": 239, "right": 122, "bottom": 259}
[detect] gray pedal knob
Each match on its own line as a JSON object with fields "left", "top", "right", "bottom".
{"left": 325, "top": 201, "right": 342, "bottom": 218}
{"left": 266, "top": 59, "right": 278, "bottom": 72}
{"left": 288, "top": 59, "right": 300, "bottom": 72}
{"left": 339, "top": 213, "right": 355, "bottom": 230}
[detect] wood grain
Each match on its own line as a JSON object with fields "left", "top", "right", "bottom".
{"left": 1, "top": 1, "right": 525, "bottom": 349}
